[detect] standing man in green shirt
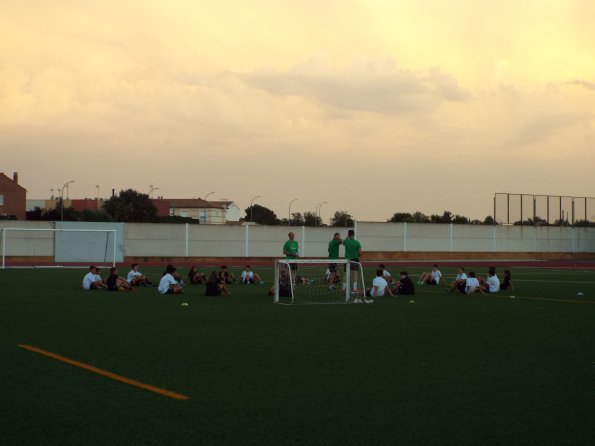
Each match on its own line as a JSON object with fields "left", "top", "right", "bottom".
{"left": 327, "top": 232, "right": 343, "bottom": 289}
{"left": 343, "top": 229, "right": 362, "bottom": 293}
{"left": 283, "top": 232, "right": 300, "bottom": 277}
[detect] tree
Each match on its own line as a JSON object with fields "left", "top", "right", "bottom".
{"left": 289, "top": 212, "right": 305, "bottom": 226}
{"left": 451, "top": 214, "right": 470, "bottom": 224}
{"left": 482, "top": 215, "right": 495, "bottom": 225}
{"left": 77, "top": 209, "right": 114, "bottom": 222}
{"left": 244, "top": 204, "right": 280, "bottom": 225}
{"left": 303, "top": 211, "right": 323, "bottom": 226}
{"left": 411, "top": 212, "right": 430, "bottom": 223}
{"left": 388, "top": 212, "right": 413, "bottom": 223}
{"left": 330, "top": 210, "right": 354, "bottom": 227}
{"left": 103, "top": 189, "right": 158, "bottom": 222}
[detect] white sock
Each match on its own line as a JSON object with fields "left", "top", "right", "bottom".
{"left": 352, "top": 281, "right": 358, "bottom": 290}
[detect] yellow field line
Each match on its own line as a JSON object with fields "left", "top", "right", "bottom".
{"left": 17, "top": 344, "right": 189, "bottom": 401}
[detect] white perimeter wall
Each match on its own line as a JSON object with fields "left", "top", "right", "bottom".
{"left": 1, "top": 221, "right": 594, "bottom": 258}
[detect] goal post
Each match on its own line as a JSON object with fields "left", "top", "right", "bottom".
{"left": 1, "top": 228, "right": 117, "bottom": 269}
{"left": 273, "top": 259, "right": 366, "bottom": 305}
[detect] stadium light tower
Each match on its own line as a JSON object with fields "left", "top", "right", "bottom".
{"left": 60, "top": 180, "right": 75, "bottom": 221}
{"left": 316, "top": 201, "right": 327, "bottom": 226}
{"left": 288, "top": 198, "right": 298, "bottom": 226}
{"left": 250, "top": 195, "right": 261, "bottom": 223}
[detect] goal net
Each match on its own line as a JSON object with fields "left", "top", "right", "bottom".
{"left": 273, "top": 259, "right": 366, "bottom": 305}
{"left": 1, "top": 228, "right": 117, "bottom": 268}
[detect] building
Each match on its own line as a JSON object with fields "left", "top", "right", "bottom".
{"left": 155, "top": 199, "right": 241, "bottom": 224}
{"left": 0, "top": 172, "right": 27, "bottom": 220}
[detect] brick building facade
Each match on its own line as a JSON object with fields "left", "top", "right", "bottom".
{"left": 0, "top": 172, "right": 27, "bottom": 220}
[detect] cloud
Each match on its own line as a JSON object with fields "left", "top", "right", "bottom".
{"left": 236, "top": 56, "right": 471, "bottom": 116}
{"left": 567, "top": 79, "right": 595, "bottom": 92}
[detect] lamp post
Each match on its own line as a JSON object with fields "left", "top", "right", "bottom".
{"left": 250, "top": 195, "right": 261, "bottom": 223}
{"left": 316, "top": 201, "right": 327, "bottom": 226}
{"left": 204, "top": 191, "right": 215, "bottom": 201}
{"left": 50, "top": 188, "right": 54, "bottom": 200}
{"left": 60, "top": 180, "right": 75, "bottom": 221}
{"left": 288, "top": 198, "right": 298, "bottom": 226}
{"left": 96, "top": 185, "right": 100, "bottom": 209}
{"left": 148, "top": 185, "right": 159, "bottom": 198}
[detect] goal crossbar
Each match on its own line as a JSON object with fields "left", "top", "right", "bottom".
{"left": 1, "top": 228, "right": 117, "bottom": 269}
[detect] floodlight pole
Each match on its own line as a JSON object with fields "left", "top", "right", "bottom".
{"left": 250, "top": 195, "right": 261, "bottom": 223}
{"left": 288, "top": 198, "right": 297, "bottom": 226}
{"left": 60, "top": 180, "right": 75, "bottom": 221}
{"left": 316, "top": 201, "right": 327, "bottom": 225}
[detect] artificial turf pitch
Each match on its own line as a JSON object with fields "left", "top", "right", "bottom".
{"left": 1, "top": 266, "right": 594, "bottom": 445}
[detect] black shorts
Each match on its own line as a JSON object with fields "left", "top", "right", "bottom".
{"left": 328, "top": 263, "right": 338, "bottom": 273}
{"left": 425, "top": 279, "right": 437, "bottom": 285}
{"left": 344, "top": 259, "right": 360, "bottom": 272}
{"left": 289, "top": 263, "right": 298, "bottom": 271}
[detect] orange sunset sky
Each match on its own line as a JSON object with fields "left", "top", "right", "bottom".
{"left": 1, "top": 0, "right": 594, "bottom": 221}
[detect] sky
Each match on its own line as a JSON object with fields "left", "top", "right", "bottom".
{"left": 1, "top": 0, "right": 594, "bottom": 222}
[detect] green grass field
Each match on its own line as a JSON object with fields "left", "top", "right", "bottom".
{"left": 1, "top": 265, "right": 595, "bottom": 445}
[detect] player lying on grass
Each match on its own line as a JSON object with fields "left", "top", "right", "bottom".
{"left": 240, "top": 265, "right": 263, "bottom": 284}
{"left": 447, "top": 267, "right": 467, "bottom": 293}
{"left": 82, "top": 266, "right": 107, "bottom": 290}
{"left": 418, "top": 264, "right": 446, "bottom": 286}
{"left": 158, "top": 265, "right": 184, "bottom": 295}
{"left": 205, "top": 272, "right": 231, "bottom": 296}
{"left": 364, "top": 269, "right": 393, "bottom": 300}
{"left": 106, "top": 267, "right": 135, "bottom": 292}
{"left": 188, "top": 266, "right": 207, "bottom": 284}
{"left": 391, "top": 271, "right": 415, "bottom": 295}
{"left": 126, "top": 263, "right": 152, "bottom": 286}
{"left": 478, "top": 267, "right": 500, "bottom": 294}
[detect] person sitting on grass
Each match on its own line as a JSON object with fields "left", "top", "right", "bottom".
{"left": 268, "top": 270, "right": 292, "bottom": 297}
{"left": 500, "top": 270, "right": 514, "bottom": 291}
{"left": 240, "top": 265, "right": 263, "bottom": 284}
{"left": 188, "top": 266, "right": 206, "bottom": 284}
{"left": 418, "top": 264, "right": 446, "bottom": 286}
{"left": 391, "top": 271, "right": 415, "bottom": 295}
{"left": 218, "top": 265, "right": 236, "bottom": 284}
{"left": 205, "top": 271, "right": 231, "bottom": 296}
{"left": 464, "top": 271, "right": 480, "bottom": 294}
{"left": 82, "top": 266, "right": 107, "bottom": 290}
{"left": 365, "top": 269, "right": 393, "bottom": 300}
{"left": 379, "top": 264, "right": 395, "bottom": 283}
{"left": 478, "top": 267, "right": 500, "bottom": 294}
{"left": 158, "top": 265, "right": 184, "bottom": 295}
{"left": 448, "top": 267, "right": 467, "bottom": 293}
{"left": 126, "top": 263, "right": 152, "bottom": 286}
{"left": 106, "top": 267, "right": 135, "bottom": 292}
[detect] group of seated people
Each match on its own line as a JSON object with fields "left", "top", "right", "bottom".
{"left": 82, "top": 264, "right": 152, "bottom": 292}
{"left": 83, "top": 263, "right": 264, "bottom": 296}
{"left": 447, "top": 266, "right": 513, "bottom": 295}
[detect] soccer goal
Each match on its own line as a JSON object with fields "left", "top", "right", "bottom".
{"left": 273, "top": 259, "right": 366, "bottom": 305}
{"left": 1, "top": 228, "right": 117, "bottom": 269}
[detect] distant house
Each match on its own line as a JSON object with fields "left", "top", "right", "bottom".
{"left": 0, "top": 172, "right": 27, "bottom": 220}
{"left": 153, "top": 199, "right": 240, "bottom": 224}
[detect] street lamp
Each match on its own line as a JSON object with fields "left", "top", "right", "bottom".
{"left": 96, "top": 185, "right": 100, "bottom": 209}
{"left": 60, "top": 180, "right": 75, "bottom": 221}
{"left": 288, "top": 198, "right": 298, "bottom": 226}
{"left": 316, "top": 201, "right": 327, "bottom": 225}
{"left": 250, "top": 195, "right": 261, "bottom": 223}
{"left": 148, "top": 185, "right": 159, "bottom": 198}
{"left": 204, "top": 191, "right": 214, "bottom": 201}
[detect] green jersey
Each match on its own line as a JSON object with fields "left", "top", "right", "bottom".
{"left": 328, "top": 239, "right": 342, "bottom": 260}
{"left": 343, "top": 237, "right": 361, "bottom": 260}
{"left": 283, "top": 240, "right": 299, "bottom": 259}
